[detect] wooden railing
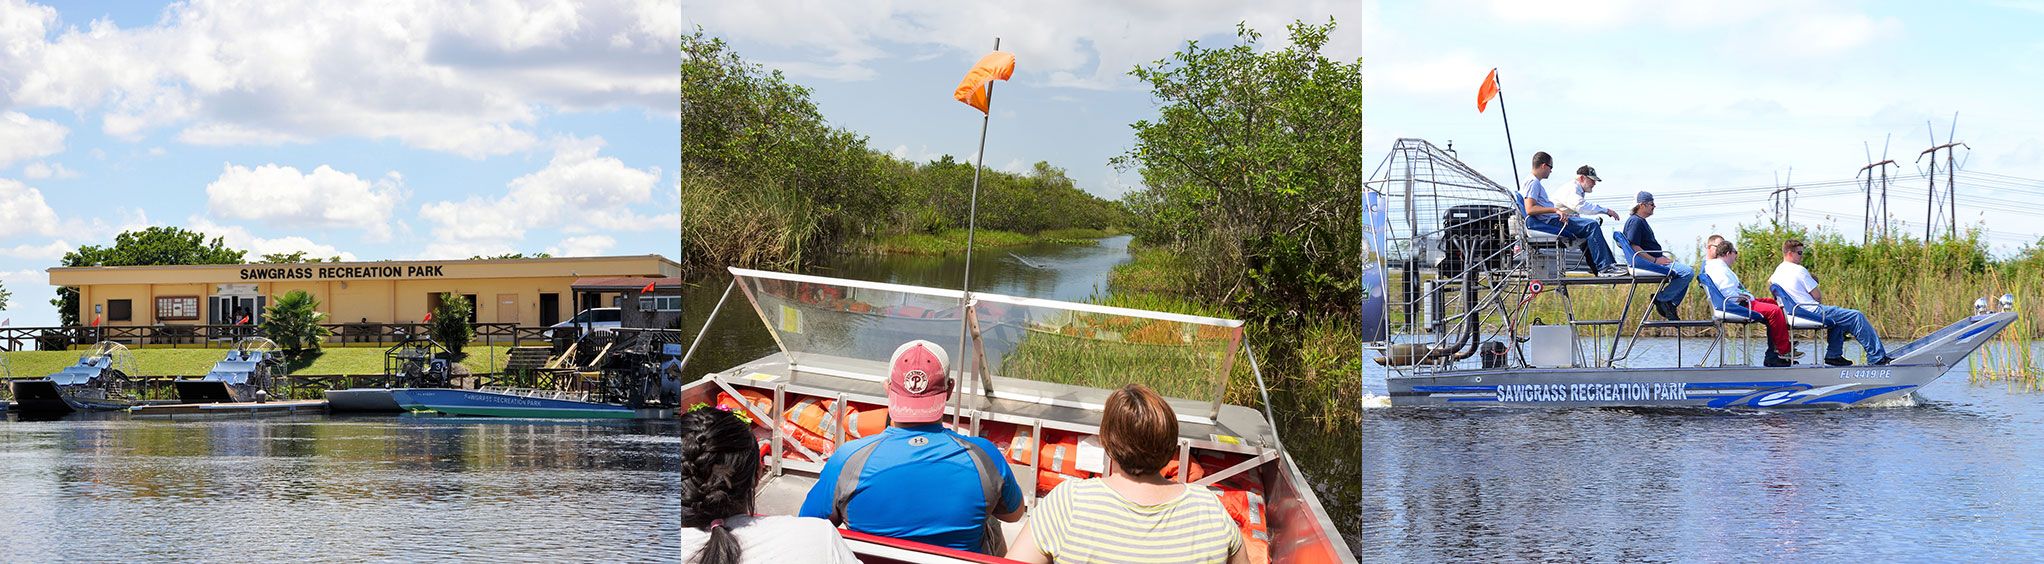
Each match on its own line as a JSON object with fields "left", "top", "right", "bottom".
{"left": 0, "top": 323, "right": 578, "bottom": 351}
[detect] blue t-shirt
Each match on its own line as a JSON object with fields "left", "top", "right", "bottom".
{"left": 1522, "top": 177, "right": 1557, "bottom": 220}
{"left": 1623, "top": 215, "right": 1664, "bottom": 257}
{"left": 798, "top": 424, "right": 1023, "bottom": 552}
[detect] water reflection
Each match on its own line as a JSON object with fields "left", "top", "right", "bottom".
{"left": 0, "top": 414, "right": 679, "bottom": 561}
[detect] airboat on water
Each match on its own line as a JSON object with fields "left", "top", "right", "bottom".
{"left": 8, "top": 341, "right": 142, "bottom": 414}
{"left": 323, "top": 336, "right": 455, "bottom": 412}
{"left": 173, "top": 337, "right": 286, "bottom": 404}
{"left": 1364, "top": 138, "right": 2018, "bottom": 408}
{"left": 389, "top": 329, "right": 686, "bottom": 419}
{"left": 677, "top": 268, "right": 1354, "bottom": 563}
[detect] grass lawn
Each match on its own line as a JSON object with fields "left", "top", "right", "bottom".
{"left": 2, "top": 346, "right": 521, "bottom": 378}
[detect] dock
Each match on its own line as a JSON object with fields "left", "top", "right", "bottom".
{"left": 129, "top": 400, "right": 328, "bottom": 418}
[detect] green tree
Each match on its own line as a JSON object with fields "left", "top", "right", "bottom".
{"left": 429, "top": 293, "right": 474, "bottom": 358}
{"left": 1114, "top": 20, "right": 1362, "bottom": 327}
{"left": 260, "top": 251, "right": 341, "bottom": 263}
{"left": 52, "top": 227, "right": 246, "bottom": 326}
{"left": 1, "top": 281, "right": 10, "bottom": 312}
{"left": 261, "top": 290, "right": 332, "bottom": 359}
{"left": 470, "top": 253, "right": 553, "bottom": 260}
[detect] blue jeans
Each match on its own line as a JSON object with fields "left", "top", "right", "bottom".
{"left": 1791, "top": 305, "right": 1888, "bottom": 361}
{"left": 1628, "top": 255, "right": 1695, "bottom": 305}
{"left": 1529, "top": 215, "right": 1615, "bottom": 270}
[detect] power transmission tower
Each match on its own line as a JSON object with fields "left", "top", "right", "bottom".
{"left": 1916, "top": 113, "right": 1968, "bottom": 243}
{"left": 1858, "top": 136, "right": 1897, "bottom": 244}
{"left": 1770, "top": 168, "right": 1796, "bottom": 227}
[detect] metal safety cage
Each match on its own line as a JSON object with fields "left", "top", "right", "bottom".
{"left": 1363, "top": 138, "right": 1540, "bottom": 375}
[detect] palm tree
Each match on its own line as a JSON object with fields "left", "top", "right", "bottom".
{"left": 430, "top": 293, "right": 474, "bottom": 359}
{"left": 262, "top": 290, "right": 332, "bottom": 359}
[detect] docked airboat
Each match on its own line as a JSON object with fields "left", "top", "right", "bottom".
{"left": 8, "top": 341, "right": 142, "bottom": 414}
{"left": 324, "top": 336, "right": 455, "bottom": 412}
{"left": 389, "top": 329, "right": 685, "bottom": 419}
{"left": 677, "top": 268, "right": 1354, "bottom": 563}
{"left": 1364, "top": 138, "right": 2017, "bottom": 408}
{"left": 173, "top": 337, "right": 286, "bottom": 404}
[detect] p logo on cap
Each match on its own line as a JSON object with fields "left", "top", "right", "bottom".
{"left": 886, "top": 340, "right": 951, "bottom": 424}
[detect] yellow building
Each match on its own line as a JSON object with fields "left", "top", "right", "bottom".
{"left": 48, "top": 255, "right": 681, "bottom": 330}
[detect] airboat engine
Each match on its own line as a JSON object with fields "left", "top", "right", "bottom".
{"left": 175, "top": 337, "right": 284, "bottom": 403}
{"left": 7, "top": 341, "right": 139, "bottom": 414}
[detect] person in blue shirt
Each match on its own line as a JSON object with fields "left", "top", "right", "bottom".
{"left": 1522, "top": 152, "right": 1625, "bottom": 276}
{"left": 799, "top": 340, "right": 1025, "bottom": 553}
{"left": 1621, "top": 191, "right": 1696, "bottom": 320}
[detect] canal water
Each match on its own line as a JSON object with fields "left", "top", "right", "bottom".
{"left": 0, "top": 414, "right": 678, "bottom": 561}
{"left": 1362, "top": 341, "right": 2044, "bottom": 561}
{"left": 682, "top": 235, "right": 1366, "bottom": 552}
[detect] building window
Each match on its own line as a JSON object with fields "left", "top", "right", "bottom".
{"left": 156, "top": 296, "right": 200, "bottom": 321}
{"left": 638, "top": 296, "right": 680, "bottom": 312}
{"left": 108, "top": 299, "right": 133, "bottom": 322}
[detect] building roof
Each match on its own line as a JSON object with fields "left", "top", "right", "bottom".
{"left": 47, "top": 254, "right": 682, "bottom": 286}
{"left": 570, "top": 276, "right": 682, "bottom": 291}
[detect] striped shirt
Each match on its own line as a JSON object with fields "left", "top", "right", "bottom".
{"left": 1028, "top": 478, "right": 1242, "bottom": 564}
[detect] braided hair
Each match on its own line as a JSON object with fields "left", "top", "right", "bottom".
{"left": 680, "top": 407, "right": 759, "bottom": 564}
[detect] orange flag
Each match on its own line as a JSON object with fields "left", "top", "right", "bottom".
{"left": 1477, "top": 68, "right": 1500, "bottom": 113}
{"left": 423, "top": 311, "right": 434, "bottom": 323}
{"left": 90, "top": 315, "right": 101, "bottom": 327}
{"left": 641, "top": 281, "right": 658, "bottom": 294}
{"left": 953, "top": 51, "right": 1015, "bottom": 114}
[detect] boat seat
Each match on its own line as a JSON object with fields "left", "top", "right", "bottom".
{"left": 1608, "top": 229, "right": 1671, "bottom": 278}
{"left": 1696, "top": 271, "right": 1760, "bottom": 365}
{"left": 1770, "top": 283, "right": 1831, "bottom": 363}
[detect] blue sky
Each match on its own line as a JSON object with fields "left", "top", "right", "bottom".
{"left": 0, "top": 0, "right": 680, "bottom": 327}
{"left": 680, "top": 0, "right": 1360, "bottom": 200}
{"left": 1364, "top": 0, "right": 2044, "bottom": 259}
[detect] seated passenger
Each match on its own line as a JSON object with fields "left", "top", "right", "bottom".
{"left": 1622, "top": 191, "right": 1696, "bottom": 320}
{"left": 799, "top": 340, "right": 1024, "bottom": 554}
{"left": 1767, "top": 239, "right": 1891, "bottom": 365}
{"left": 1522, "top": 151, "right": 1626, "bottom": 276}
{"left": 1703, "top": 241, "right": 1796, "bottom": 367}
{"left": 681, "top": 407, "right": 858, "bottom": 564}
{"left": 1007, "top": 384, "right": 1247, "bottom": 564}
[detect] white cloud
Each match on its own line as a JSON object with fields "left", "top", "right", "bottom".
{"left": 0, "top": 268, "right": 56, "bottom": 326}
{"left": 204, "top": 163, "right": 404, "bottom": 241}
{"left": 20, "top": 160, "right": 76, "bottom": 179}
{"left": 414, "top": 241, "right": 517, "bottom": 261}
{"left": 682, "top": 0, "right": 1360, "bottom": 89}
{"left": 0, "top": 239, "right": 69, "bottom": 260}
{"left": 2, "top": 0, "right": 675, "bottom": 158}
{"left": 185, "top": 217, "right": 358, "bottom": 262}
{"left": 0, "top": 179, "right": 60, "bottom": 238}
{"left": 547, "top": 234, "right": 617, "bottom": 257}
{"left": 418, "top": 135, "right": 664, "bottom": 244}
{"left": 0, "top": 112, "right": 67, "bottom": 167}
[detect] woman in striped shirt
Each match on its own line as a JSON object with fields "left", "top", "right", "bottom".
{"left": 1006, "top": 384, "right": 1246, "bottom": 564}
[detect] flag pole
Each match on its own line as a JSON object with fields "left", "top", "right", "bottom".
{"left": 953, "top": 37, "right": 999, "bottom": 428}
{"left": 1493, "top": 69, "right": 1523, "bottom": 196}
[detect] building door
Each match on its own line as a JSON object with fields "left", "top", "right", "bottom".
{"left": 539, "top": 293, "right": 560, "bottom": 326}
{"left": 496, "top": 294, "right": 520, "bottom": 324}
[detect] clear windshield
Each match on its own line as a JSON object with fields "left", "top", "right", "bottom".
{"left": 728, "top": 268, "right": 1245, "bottom": 409}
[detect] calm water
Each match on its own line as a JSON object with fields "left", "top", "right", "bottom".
{"left": 1363, "top": 340, "right": 2044, "bottom": 561}
{"left": 682, "top": 236, "right": 1365, "bottom": 552}
{"left": 0, "top": 414, "right": 679, "bottom": 562}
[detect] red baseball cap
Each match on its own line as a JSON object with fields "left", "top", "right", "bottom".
{"left": 887, "top": 340, "right": 950, "bottom": 423}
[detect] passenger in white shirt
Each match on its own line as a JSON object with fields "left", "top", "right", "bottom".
{"left": 1765, "top": 239, "right": 1890, "bottom": 365}
{"left": 680, "top": 407, "right": 859, "bottom": 564}
{"left": 1701, "top": 240, "right": 1794, "bottom": 366}
{"left": 1566, "top": 165, "right": 1621, "bottom": 221}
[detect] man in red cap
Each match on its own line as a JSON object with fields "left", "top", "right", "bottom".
{"left": 801, "top": 340, "right": 1025, "bottom": 554}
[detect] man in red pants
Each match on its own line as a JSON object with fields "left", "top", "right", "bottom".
{"left": 1701, "top": 241, "right": 1794, "bottom": 366}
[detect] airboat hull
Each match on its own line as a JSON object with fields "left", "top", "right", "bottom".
{"left": 324, "top": 388, "right": 403, "bottom": 412}
{"left": 1388, "top": 312, "right": 2017, "bottom": 409}
{"left": 390, "top": 388, "right": 641, "bottom": 419}
{"left": 8, "top": 379, "right": 139, "bottom": 413}
{"left": 174, "top": 380, "right": 253, "bottom": 404}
